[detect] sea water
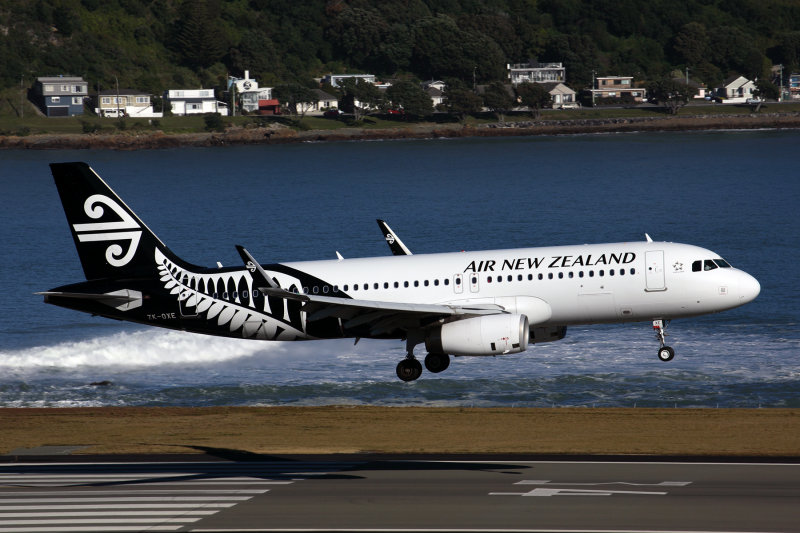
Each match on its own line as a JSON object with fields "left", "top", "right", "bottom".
{"left": 0, "top": 130, "right": 798, "bottom": 407}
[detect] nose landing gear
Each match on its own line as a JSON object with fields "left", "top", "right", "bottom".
{"left": 653, "top": 319, "right": 675, "bottom": 362}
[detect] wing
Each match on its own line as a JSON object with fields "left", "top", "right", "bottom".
{"left": 235, "top": 246, "right": 503, "bottom": 336}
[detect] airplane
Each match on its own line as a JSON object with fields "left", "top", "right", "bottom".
{"left": 39, "top": 162, "right": 761, "bottom": 382}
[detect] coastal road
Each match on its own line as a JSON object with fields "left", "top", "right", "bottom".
{"left": 0, "top": 455, "right": 798, "bottom": 532}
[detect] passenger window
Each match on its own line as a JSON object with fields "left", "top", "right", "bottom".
{"left": 374, "top": 283, "right": 379, "bottom": 290}
{"left": 579, "top": 271, "right": 584, "bottom": 278}
{"left": 444, "top": 279, "right": 450, "bottom": 286}
{"left": 313, "top": 286, "right": 319, "bottom": 294}
{"left": 414, "top": 280, "right": 420, "bottom": 287}
{"left": 692, "top": 260, "right": 702, "bottom": 272}
{"left": 599, "top": 270, "right": 604, "bottom": 277}
{"left": 568, "top": 272, "right": 574, "bottom": 278}
{"left": 434, "top": 279, "right": 439, "bottom": 286}
{"left": 323, "top": 286, "right": 329, "bottom": 294}
{"left": 538, "top": 273, "right": 543, "bottom": 280}
{"left": 630, "top": 268, "right": 636, "bottom": 275}
{"left": 394, "top": 281, "right": 399, "bottom": 288}
{"left": 528, "top": 274, "right": 533, "bottom": 281}
{"left": 558, "top": 272, "right": 564, "bottom": 279}
{"left": 343, "top": 285, "right": 348, "bottom": 291}
{"left": 619, "top": 269, "right": 625, "bottom": 276}
{"left": 589, "top": 271, "right": 594, "bottom": 277}
{"left": 384, "top": 282, "right": 389, "bottom": 289}
{"left": 471, "top": 276, "right": 477, "bottom": 284}
{"left": 333, "top": 285, "right": 339, "bottom": 292}
{"left": 404, "top": 281, "right": 409, "bottom": 288}
{"left": 487, "top": 276, "right": 493, "bottom": 283}
{"left": 353, "top": 284, "right": 358, "bottom": 291}
{"left": 548, "top": 273, "right": 553, "bottom": 280}
{"left": 424, "top": 280, "right": 429, "bottom": 286}
{"left": 507, "top": 275, "right": 512, "bottom": 282}
{"left": 609, "top": 269, "right": 614, "bottom": 276}
{"left": 497, "top": 276, "right": 502, "bottom": 283}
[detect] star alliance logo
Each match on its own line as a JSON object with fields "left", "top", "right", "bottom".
{"left": 673, "top": 261, "right": 684, "bottom": 272}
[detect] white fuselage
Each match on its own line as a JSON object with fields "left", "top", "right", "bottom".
{"left": 276, "top": 241, "right": 760, "bottom": 327}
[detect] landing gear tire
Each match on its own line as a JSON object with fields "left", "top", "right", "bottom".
{"left": 424, "top": 352, "right": 450, "bottom": 373}
{"left": 396, "top": 358, "right": 423, "bottom": 382}
{"left": 658, "top": 346, "right": 675, "bottom": 362}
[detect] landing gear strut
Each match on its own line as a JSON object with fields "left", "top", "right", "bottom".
{"left": 653, "top": 319, "right": 675, "bottom": 362}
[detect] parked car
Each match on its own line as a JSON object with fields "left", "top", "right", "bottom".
{"left": 323, "top": 109, "right": 343, "bottom": 118}
{"left": 746, "top": 98, "right": 762, "bottom": 105}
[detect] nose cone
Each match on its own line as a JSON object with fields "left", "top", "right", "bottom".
{"left": 739, "top": 271, "right": 761, "bottom": 304}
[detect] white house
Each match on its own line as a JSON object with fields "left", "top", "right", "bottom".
{"left": 164, "top": 89, "right": 229, "bottom": 116}
{"left": 422, "top": 80, "right": 446, "bottom": 107}
{"left": 540, "top": 82, "right": 578, "bottom": 109}
{"left": 227, "top": 70, "right": 273, "bottom": 113}
{"left": 95, "top": 89, "right": 162, "bottom": 118}
{"left": 717, "top": 75, "right": 756, "bottom": 103}
{"left": 507, "top": 61, "right": 565, "bottom": 85}
{"left": 323, "top": 74, "right": 376, "bottom": 88}
{"left": 296, "top": 89, "right": 339, "bottom": 115}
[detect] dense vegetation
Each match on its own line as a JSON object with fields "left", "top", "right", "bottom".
{"left": 1, "top": 0, "right": 800, "bottom": 98}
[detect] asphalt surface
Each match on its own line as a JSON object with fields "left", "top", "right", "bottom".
{"left": 0, "top": 454, "right": 798, "bottom": 532}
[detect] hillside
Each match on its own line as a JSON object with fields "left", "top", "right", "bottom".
{"left": 1, "top": 0, "right": 799, "bottom": 97}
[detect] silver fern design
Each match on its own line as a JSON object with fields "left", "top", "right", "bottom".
{"left": 155, "top": 248, "right": 310, "bottom": 341}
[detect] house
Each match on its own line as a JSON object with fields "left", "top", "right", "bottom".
{"left": 295, "top": 89, "right": 338, "bottom": 115}
{"left": 422, "top": 80, "right": 446, "bottom": 107}
{"left": 716, "top": 76, "right": 756, "bottom": 102}
{"left": 164, "top": 89, "right": 228, "bottom": 116}
{"left": 31, "top": 76, "right": 88, "bottom": 117}
{"left": 323, "top": 74, "right": 376, "bottom": 88}
{"left": 507, "top": 61, "right": 565, "bottom": 85}
{"left": 541, "top": 82, "right": 578, "bottom": 109}
{"left": 94, "top": 89, "right": 162, "bottom": 118}
{"left": 227, "top": 70, "right": 275, "bottom": 114}
{"left": 788, "top": 73, "right": 800, "bottom": 100}
{"left": 589, "top": 76, "right": 646, "bottom": 103}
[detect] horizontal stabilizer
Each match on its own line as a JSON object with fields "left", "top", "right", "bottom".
{"left": 36, "top": 289, "right": 143, "bottom": 311}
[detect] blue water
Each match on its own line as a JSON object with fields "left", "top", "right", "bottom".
{"left": 1, "top": 130, "right": 798, "bottom": 407}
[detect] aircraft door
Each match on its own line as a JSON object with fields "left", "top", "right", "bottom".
{"left": 645, "top": 250, "right": 666, "bottom": 291}
{"left": 453, "top": 273, "right": 464, "bottom": 294}
{"left": 469, "top": 272, "right": 480, "bottom": 293}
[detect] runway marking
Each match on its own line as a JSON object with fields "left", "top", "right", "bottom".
{"left": 490, "top": 479, "right": 692, "bottom": 497}
{"left": 0, "top": 461, "right": 360, "bottom": 532}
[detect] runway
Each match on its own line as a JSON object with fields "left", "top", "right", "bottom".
{"left": 0, "top": 455, "right": 797, "bottom": 532}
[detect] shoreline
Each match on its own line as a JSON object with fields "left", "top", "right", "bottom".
{"left": 2, "top": 112, "right": 800, "bottom": 150}
{"left": 2, "top": 406, "right": 799, "bottom": 457}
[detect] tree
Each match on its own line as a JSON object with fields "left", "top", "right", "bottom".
{"left": 385, "top": 80, "right": 433, "bottom": 117}
{"left": 647, "top": 78, "right": 691, "bottom": 115}
{"left": 515, "top": 82, "right": 552, "bottom": 119}
{"left": 482, "top": 81, "right": 514, "bottom": 122}
{"left": 444, "top": 79, "right": 482, "bottom": 122}
{"left": 338, "top": 78, "right": 384, "bottom": 121}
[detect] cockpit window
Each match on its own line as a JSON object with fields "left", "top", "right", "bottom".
{"left": 703, "top": 259, "right": 718, "bottom": 271}
{"left": 714, "top": 258, "right": 732, "bottom": 268}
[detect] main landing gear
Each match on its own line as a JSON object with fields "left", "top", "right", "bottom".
{"left": 396, "top": 334, "right": 451, "bottom": 382}
{"left": 653, "top": 319, "right": 675, "bottom": 362}
{"left": 395, "top": 353, "right": 452, "bottom": 382}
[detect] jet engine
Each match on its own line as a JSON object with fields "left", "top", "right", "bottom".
{"left": 425, "top": 314, "right": 529, "bottom": 356}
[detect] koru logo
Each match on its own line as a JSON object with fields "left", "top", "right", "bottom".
{"left": 385, "top": 233, "right": 395, "bottom": 245}
{"left": 72, "top": 194, "right": 142, "bottom": 267}
{"left": 245, "top": 260, "right": 257, "bottom": 273}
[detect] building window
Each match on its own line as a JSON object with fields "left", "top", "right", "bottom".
{"left": 74, "top": 85, "right": 85, "bottom": 93}
{"left": 72, "top": 97, "right": 82, "bottom": 105}
{"left": 51, "top": 96, "right": 60, "bottom": 103}
{"left": 102, "top": 97, "right": 111, "bottom": 104}
{"left": 44, "top": 85, "right": 54, "bottom": 93}
{"left": 136, "top": 96, "right": 149, "bottom": 104}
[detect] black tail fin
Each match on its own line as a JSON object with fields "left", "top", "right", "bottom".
{"left": 50, "top": 162, "right": 195, "bottom": 280}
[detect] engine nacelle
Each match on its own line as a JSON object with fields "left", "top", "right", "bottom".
{"left": 530, "top": 325, "right": 567, "bottom": 344}
{"left": 425, "top": 314, "right": 529, "bottom": 356}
